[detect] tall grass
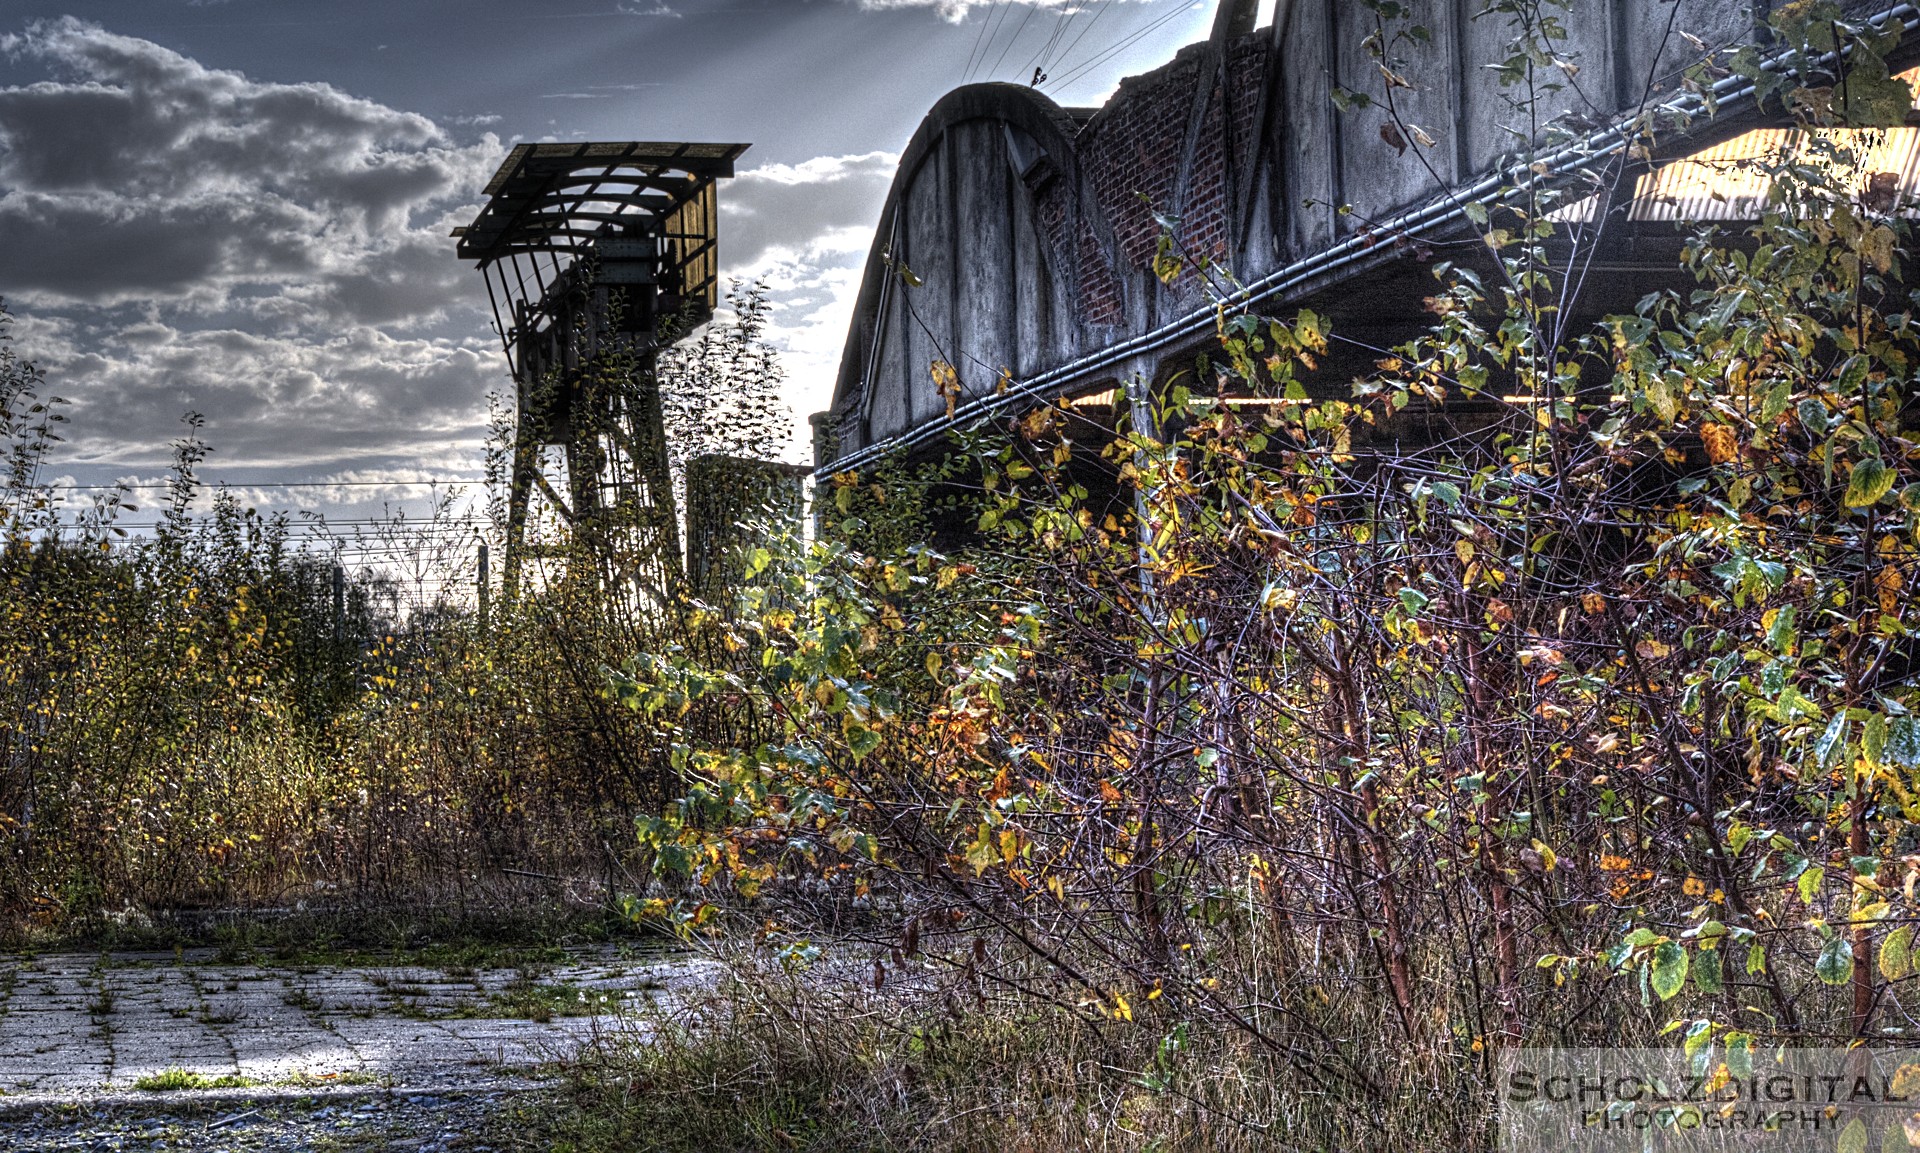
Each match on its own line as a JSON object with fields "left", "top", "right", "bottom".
{"left": 0, "top": 319, "right": 712, "bottom": 938}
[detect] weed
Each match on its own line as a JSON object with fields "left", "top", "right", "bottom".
{"left": 277, "top": 1069, "right": 381, "bottom": 1089}
{"left": 282, "top": 988, "right": 322, "bottom": 1012}
{"left": 449, "top": 981, "right": 624, "bottom": 1024}
{"left": 131, "top": 1068, "right": 256, "bottom": 1092}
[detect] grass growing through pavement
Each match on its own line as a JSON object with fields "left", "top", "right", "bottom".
{"left": 276, "top": 1070, "right": 383, "bottom": 1089}
{"left": 132, "top": 1069, "right": 258, "bottom": 1092}
{"left": 466, "top": 980, "right": 631, "bottom": 1023}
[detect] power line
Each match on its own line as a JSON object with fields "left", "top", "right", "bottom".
{"left": 962, "top": 0, "right": 1004, "bottom": 81}
{"left": 987, "top": 2, "right": 1043, "bottom": 79}
{"left": 1044, "top": 0, "right": 1116, "bottom": 81}
{"left": 1020, "top": 5, "right": 1076, "bottom": 81}
{"left": 47, "top": 478, "right": 483, "bottom": 492}
{"left": 1049, "top": 3, "right": 1187, "bottom": 90}
{"left": 1046, "top": 1, "right": 1191, "bottom": 93}
{"left": 966, "top": 1, "right": 1015, "bottom": 82}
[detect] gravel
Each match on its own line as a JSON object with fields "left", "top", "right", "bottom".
{"left": 0, "top": 1090, "right": 518, "bottom": 1151}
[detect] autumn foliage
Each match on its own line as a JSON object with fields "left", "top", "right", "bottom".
{"left": 608, "top": 6, "right": 1920, "bottom": 1144}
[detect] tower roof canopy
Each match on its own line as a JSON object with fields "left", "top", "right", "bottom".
{"left": 453, "top": 141, "right": 750, "bottom": 266}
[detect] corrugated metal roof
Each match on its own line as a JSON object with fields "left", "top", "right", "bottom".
{"left": 1553, "top": 69, "right": 1920, "bottom": 224}
{"left": 1553, "top": 126, "right": 1920, "bottom": 222}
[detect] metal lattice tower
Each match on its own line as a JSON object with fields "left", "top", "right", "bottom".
{"left": 454, "top": 140, "right": 750, "bottom": 600}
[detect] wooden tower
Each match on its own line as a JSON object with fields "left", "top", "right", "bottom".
{"left": 454, "top": 140, "right": 750, "bottom": 600}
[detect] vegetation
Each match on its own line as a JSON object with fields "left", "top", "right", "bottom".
{"left": 579, "top": 4, "right": 1920, "bottom": 1149}
{"left": 7, "top": 2, "right": 1920, "bottom": 1149}
{"left": 0, "top": 286, "right": 788, "bottom": 944}
{"left": 131, "top": 1069, "right": 256, "bottom": 1092}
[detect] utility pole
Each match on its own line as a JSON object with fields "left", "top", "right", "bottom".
{"left": 477, "top": 543, "right": 490, "bottom": 630}
{"left": 332, "top": 564, "right": 345, "bottom": 645}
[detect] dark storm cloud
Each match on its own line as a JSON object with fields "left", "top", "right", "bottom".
{"left": 723, "top": 151, "right": 896, "bottom": 269}
{"left": 0, "top": 18, "right": 508, "bottom": 477}
{"left": 0, "top": 17, "right": 501, "bottom": 309}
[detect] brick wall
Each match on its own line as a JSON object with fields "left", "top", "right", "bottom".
{"left": 1179, "top": 82, "right": 1229, "bottom": 271}
{"left": 1077, "top": 217, "right": 1124, "bottom": 327}
{"left": 1079, "top": 51, "right": 1203, "bottom": 271}
{"left": 1069, "top": 33, "right": 1272, "bottom": 305}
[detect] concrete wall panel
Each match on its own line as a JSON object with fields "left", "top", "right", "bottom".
{"left": 818, "top": 0, "right": 1910, "bottom": 467}
{"left": 1333, "top": 0, "right": 1457, "bottom": 231}
{"left": 952, "top": 119, "right": 1015, "bottom": 398}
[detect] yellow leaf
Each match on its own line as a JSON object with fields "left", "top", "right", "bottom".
{"left": 930, "top": 360, "right": 961, "bottom": 419}
{"left": 1699, "top": 422, "right": 1739, "bottom": 465}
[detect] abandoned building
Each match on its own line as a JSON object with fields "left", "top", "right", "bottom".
{"left": 811, "top": 0, "right": 1920, "bottom": 476}
{"left": 451, "top": 0, "right": 1920, "bottom": 586}
{"left": 455, "top": 141, "right": 818, "bottom": 598}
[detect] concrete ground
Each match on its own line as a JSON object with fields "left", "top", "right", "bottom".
{"left": 0, "top": 946, "right": 714, "bottom": 1150}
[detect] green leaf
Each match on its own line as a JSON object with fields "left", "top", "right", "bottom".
{"left": 1814, "top": 713, "right": 1851, "bottom": 771}
{"left": 1728, "top": 823, "right": 1753, "bottom": 856}
{"left": 1847, "top": 457, "right": 1895, "bottom": 508}
{"left": 1761, "top": 379, "right": 1792, "bottom": 423}
{"left": 1887, "top": 718, "right": 1920, "bottom": 771}
{"left": 1799, "top": 397, "right": 1831, "bottom": 438}
{"left": 1683, "top": 1017, "right": 1714, "bottom": 1064}
{"left": 1816, "top": 934, "right": 1855, "bottom": 987}
{"left": 1881, "top": 924, "right": 1914, "bottom": 981}
{"left": 1650, "top": 940, "right": 1689, "bottom": 1001}
{"left": 1833, "top": 52, "right": 1915, "bottom": 127}
{"left": 1766, "top": 605, "right": 1798, "bottom": 652}
{"left": 1866, "top": 713, "right": 1889, "bottom": 766}
{"left": 1798, "top": 865, "right": 1826, "bottom": 905}
{"left": 1746, "top": 943, "right": 1767, "bottom": 975}
{"left": 1837, "top": 1115, "right": 1868, "bottom": 1153}
{"left": 1328, "top": 86, "right": 1373, "bottom": 112}
{"left": 1773, "top": 686, "right": 1822, "bottom": 724}
{"left": 844, "top": 722, "right": 882, "bottom": 762}
{"left": 1727, "top": 1031, "right": 1754, "bottom": 1079}
{"left": 1694, "top": 948, "right": 1724, "bottom": 994}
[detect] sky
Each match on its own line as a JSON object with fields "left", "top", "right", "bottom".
{"left": 0, "top": 0, "right": 1218, "bottom": 529}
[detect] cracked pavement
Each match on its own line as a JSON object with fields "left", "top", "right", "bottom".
{"left": 0, "top": 946, "right": 713, "bottom": 1122}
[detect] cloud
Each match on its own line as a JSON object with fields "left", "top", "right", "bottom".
{"left": 724, "top": 151, "right": 895, "bottom": 271}
{"left": 713, "top": 152, "right": 898, "bottom": 457}
{"left": 0, "top": 18, "right": 501, "bottom": 314}
{"left": 0, "top": 18, "right": 510, "bottom": 484}
{"left": 848, "top": 0, "right": 1147, "bottom": 24}
{"left": 0, "top": 18, "right": 895, "bottom": 484}
{"left": 35, "top": 311, "right": 499, "bottom": 473}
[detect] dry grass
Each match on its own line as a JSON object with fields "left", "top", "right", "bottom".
{"left": 504, "top": 938, "right": 1500, "bottom": 1153}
